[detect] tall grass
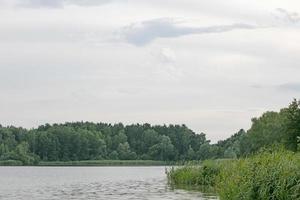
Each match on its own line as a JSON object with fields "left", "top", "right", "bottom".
{"left": 167, "top": 160, "right": 223, "bottom": 188}
{"left": 217, "top": 149, "right": 300, "bottom": 200}
{"left": 167, "top": 149, "right": 300, "bottom": 200}
{"left": 0, "top": 160, "right": 23, "bottom": 166}
{"left": 38, "top": 160, "right": 169, "bottom": 166}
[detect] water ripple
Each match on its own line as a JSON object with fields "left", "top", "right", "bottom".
{"left": 0, "top": 167, "right": 218, "bottom": 200}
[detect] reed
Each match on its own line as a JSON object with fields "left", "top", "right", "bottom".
{"left": 167, "top": 148, "right": 300, "bottom": 200}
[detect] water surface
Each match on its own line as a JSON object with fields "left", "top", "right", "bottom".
{"left": 0, "top": 166, "right": 218, "bottom": 200}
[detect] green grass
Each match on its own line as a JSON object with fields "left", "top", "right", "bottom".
{"left": 37, "top": 160, "right": 169, "bottom": 166}
{"left": 167, "top": 149, "right": 300, "bottom": 200}
{"left": 0, "top": 160, "right": 23, "bottom": 166}
{"left": 167, "top": 160, "right": 223, "bottom": 188}
{"left": 0, "top": 159, "right": 173, "bottom": 166}
{"left": 217, "top": 149, "right": 300, "bottom": 200}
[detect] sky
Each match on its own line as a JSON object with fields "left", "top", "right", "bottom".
{"left": 0, "top": 0, "right": 300, "bottom": 142}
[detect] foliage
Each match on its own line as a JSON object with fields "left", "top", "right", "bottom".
{"left": 0, "top": 160, "right": 23, "bottom": 166}
{"left": 285, "top": 99, "right": 300, "bottom": 151}
{"left": 168, "top": 148, "right": 300, "bottom": 200}
{"left": 167, "top": 160, "right": 222, "bottom": 187}
{"left": 0, "top": 123, "right": 210, "bottom": 164}
{"left": 38, "top": 160, "right": 168, "bottom": 166}
{"left": 216, "top": 99, "right": 300, "bottom": 158}
{"left": 217, "top": 148, "right": 300, "bottom": 200}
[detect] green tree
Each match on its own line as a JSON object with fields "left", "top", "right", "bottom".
{"left": 285, "top": 99, "right": 300, "bottom": 151}
{"left": 187, "top": 145, "right": 196, "bottom": 160}
{"left": 197, "top": 143, "right": 211, "bottom": 160}
{"left": 112, "top": 130, "right": 127, "bottom": 150}
{"left": 12, "top": 142, "right": 36, "bottom": 165}
{"left": 109, "top": 150, "right": 119, "bottom": 160}
{"left": 242, "top": 112, "right": 287, "bottom": 155}
{"left": 0, "top": 143, "right": 9, "bottom": 159}
{"left": 149, "top": 136, "right": 175, "bottom": 160}
{"left": 224, "top": 147, "right": 237, "bottom": 158}
{"left": 117, "top": 142, "right": 137, "bottom": 160}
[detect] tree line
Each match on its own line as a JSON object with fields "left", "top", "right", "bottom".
{"left": 0, "top": 99, "right": 299, "bottom": 165}
{"left": 0, "top": 123, "right": 209, "bottom": 164}
{"left": 215, "top": 99, "right": 300, "bottom": 158}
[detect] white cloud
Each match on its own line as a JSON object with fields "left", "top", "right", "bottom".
{"left": 159, "top": 48, "right": 176, "bottom": 63}
{"left": 277, "top": 83, "right": 300, "bottom": 92}
{"left": 0, "top": 0, "right": 118, "bottom": 8}
{"left": 153, "top": 48, "right": 183, "bottom": 81}
{"left": 120, "top": 18, "right": 256, "bottom": 46}
{"left": 274, "top": 8, "right": 300, "bottom": 24}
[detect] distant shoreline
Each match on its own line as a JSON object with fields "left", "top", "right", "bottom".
{"left": 0, "top": 160, "right": 174, "bottom": 167}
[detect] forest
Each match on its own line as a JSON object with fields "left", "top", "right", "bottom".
{"left": 0, "top": 99, "right": 299, "bottom": 165}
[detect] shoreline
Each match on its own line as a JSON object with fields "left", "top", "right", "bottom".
{"left": 0, "top": 160, "right": 175, "bottom": 167}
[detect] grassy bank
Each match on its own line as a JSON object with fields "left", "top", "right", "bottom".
{"left": 38, "top": 160, "right": 170, "bottom": 166}
{"left": 167, "top": 160, "right": 223, "bottom": 188}
{"left": 0, "top": 160, "right": 23, "bottom": 166}
{"left": 0, "top": 160, "right": 170, "bottom": 166}
{"left": 167, "top": 149, "right": 300, "bottom": 200}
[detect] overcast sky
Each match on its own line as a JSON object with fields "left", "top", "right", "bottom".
{"left": 0, "top": 0, "right": 300, "bottom": 142}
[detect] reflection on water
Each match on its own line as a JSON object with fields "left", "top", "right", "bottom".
{"left": 0, "top": 166, "right": 218, "bottom": 200}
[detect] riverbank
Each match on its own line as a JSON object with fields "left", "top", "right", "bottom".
{"left": 38, "top": 160, "right": 170, "bottom": 166}
{"left": 167, "top": 149, "right": 300, "bottom": 200}
{"left": 0, "top": 160, "right": 172, "bottom": 166}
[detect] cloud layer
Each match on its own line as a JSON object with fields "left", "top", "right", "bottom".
{"left": 121, "top": 18, "right": 256, "bottom": 46}
{"left": 0, "top": 0, "right": 300, "bottom": 142}
{"left": 278, "top": 83, "right": 300, "bottom": 91}
{"left": 275, "top": 8, "right": 300, "bottom": 24}
{"left": 0, "top": 0, "right": 116, "bottom": 8}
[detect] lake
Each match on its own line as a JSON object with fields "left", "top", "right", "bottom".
{"left": 0, "top": 166, "right": 218, "bottom": 200}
